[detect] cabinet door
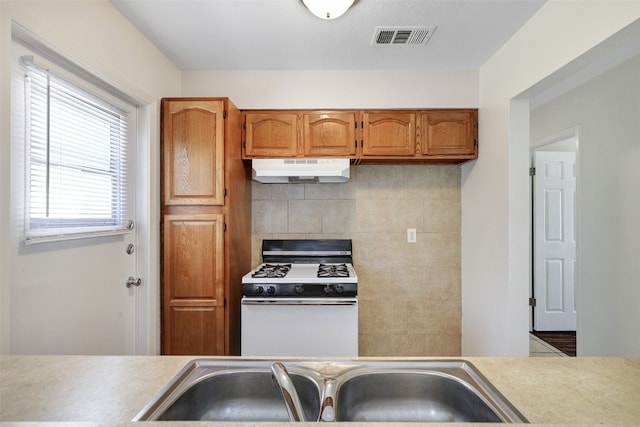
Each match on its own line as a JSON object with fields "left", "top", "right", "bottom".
{"left": 162, "top": 100, "right": 225, "bottom": 205}
{"left": 244, "top": 112, "right": 298, "bottom": 157}
{"left": 422, "top": 110, "right": 477, "bottom": 156}
{"left": 162, "top": 213, "right": 225, "bottom": 355}
{"left": 303, "top": 112, "right": 357, "bottom": 156}
{"left": 163, "top": 304, "right": 225, "bottom": 355}
{"left": 362, "top": 112, "right": 416, "bottom": 156}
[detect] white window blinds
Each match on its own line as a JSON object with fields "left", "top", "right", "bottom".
{"left": 23, "top": 58, "right": 130, "bottom": 243}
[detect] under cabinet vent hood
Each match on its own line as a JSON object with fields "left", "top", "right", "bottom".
{"left": 252, "top": 158, "right": 350, "bottom": 183}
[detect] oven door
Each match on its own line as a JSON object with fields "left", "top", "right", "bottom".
{"left": 241, "top": 297, "right": 358, "bottom": 357}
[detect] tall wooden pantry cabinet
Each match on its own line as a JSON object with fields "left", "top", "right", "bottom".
{"left": 161, "top": 98, "right": 251, "bottom": 355}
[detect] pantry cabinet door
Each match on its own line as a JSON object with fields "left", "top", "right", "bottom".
{"left": 303, "top": 112, "right": 357, "bottom": 156}
{"left": 162, "top": 213, "right": 225, "bottom": 355}
{"left": 162, "top": 99, "right": 225, "bottom": 205}
{"left": 362, "top": 112, "right": 416, "bottom": 156}
{"left": 163, "top": 305, "right": 225, "bottom": 355}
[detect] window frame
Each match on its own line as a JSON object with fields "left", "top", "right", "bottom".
{"left": 14, "top": 30, "right": 139, "bottom": 245}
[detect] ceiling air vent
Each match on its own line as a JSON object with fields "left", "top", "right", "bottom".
{"left": 372, "top": 26, "right": 436, "bottom": 47}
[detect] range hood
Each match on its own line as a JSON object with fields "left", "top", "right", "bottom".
{"left": 252, "top": 158, "right": 350, "bottom": 183}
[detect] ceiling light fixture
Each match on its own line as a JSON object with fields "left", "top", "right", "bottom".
{"left": 301, "top": 0, "right": 355, "bottom": 20}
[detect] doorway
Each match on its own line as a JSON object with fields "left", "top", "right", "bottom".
{"left": 531, "top": 133, "right": 578, "bottom": 344}
{"left": 8, "top": 27, "right": 151, "bottom": 355}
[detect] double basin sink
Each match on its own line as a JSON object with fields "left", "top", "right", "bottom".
{"left": 133, "top": 359, "right": 527, "bottom": 423}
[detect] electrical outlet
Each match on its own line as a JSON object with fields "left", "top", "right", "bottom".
{"left": 407, "top": 228, "right": 417, "bottom": 243}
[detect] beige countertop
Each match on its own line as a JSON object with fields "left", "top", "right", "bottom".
{"left": 1, "top": 355, "right": 639, "bottom": 425}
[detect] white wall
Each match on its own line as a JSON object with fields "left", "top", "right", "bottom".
{"left": 181, "top": 70, "right": 478, "bottom": 109}
{"left": 531, "top": 55, "right": 640, "bottom": 356}
{"left": 0, "top": 0, "right": 181, "bottom": 354}
{"left": 464, "top": 3, "right": 640, "bottom": 355}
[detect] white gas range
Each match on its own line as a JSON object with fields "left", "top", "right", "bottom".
{"left": 240, "top": 239, "right": 358, "bottom": 357}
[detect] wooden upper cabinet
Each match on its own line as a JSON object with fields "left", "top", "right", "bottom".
{"left": 303, "top": 112, "right": 357, "bottom": 157}
{"left": 242, "top": 108, "right": 478, "bottom": 162}
{"left": 163, "top": 100, "right": 225, "bottom": 205}
{"left": 243, "top": 112, "right": 298, "bottom": 157}
{"left": 420, "top": 110, "right": 477, "bottom": 157}
{"left": 362, "top": 112, "right": 416, "bottom": 156}
{"left": 243, "top": 111, "right": 357, "bottom": 158}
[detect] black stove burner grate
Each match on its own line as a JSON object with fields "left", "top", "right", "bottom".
{"left": 251, "top": 263, "right": 292, "bottom": 278}
{"left": 318, "top": 263, "right": 349, "bottom": 278}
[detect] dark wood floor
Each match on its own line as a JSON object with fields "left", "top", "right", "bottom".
{"left": 531, "top": 330, "right": 576, "bottom": 356}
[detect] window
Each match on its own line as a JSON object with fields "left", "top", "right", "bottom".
{"left": 22, "top": 57, "right": 133, "bottom": 243}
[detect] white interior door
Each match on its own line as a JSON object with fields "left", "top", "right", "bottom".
{"left": 533, "top": 150, "right": 576, "bottom": 331}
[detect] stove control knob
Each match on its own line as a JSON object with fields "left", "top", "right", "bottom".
{"left": 335, "top": 285, "right": 344, "bottom": 294}
{"left": 323, "top": 285, "right": 333, "bottom": 294}
{"left": 255, "top": 286, "right": 264, "bottom": 295}
{"left": 267, "top": 286, "right": 276, "bottom": 295}
{"left": 295, "top": 285, "right": 304, "bottom": 294}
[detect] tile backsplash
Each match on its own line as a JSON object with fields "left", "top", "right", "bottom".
{"left": 251, "top": 164, "right": 461, "bottom": 356}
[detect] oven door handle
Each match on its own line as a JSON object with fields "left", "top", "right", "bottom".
{"left": 242, "top": 297, "right": 357, "bottom": 306}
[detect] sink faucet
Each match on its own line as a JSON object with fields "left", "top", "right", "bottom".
{"left": 271, "top": 362, "right": 306, "bottom": 422}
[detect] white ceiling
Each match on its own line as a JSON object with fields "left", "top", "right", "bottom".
{"left": 110, "top": 0, "right": 546, "bottom": 71}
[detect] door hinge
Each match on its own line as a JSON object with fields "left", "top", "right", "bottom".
{"left": 242, "top": 141, "right": 246, "bottom": 148}
{"left": 224, "top": 188, "right": 227, "bottom": 197}
{"left": 224, "top": 297, "right": 227, "bottom": 307}
{"left": 223, "top": 109, "right": 227, "bottom": 119}
{"left": 243, "top": 121, "right": 246, "bottom": 130}
{"left": 529, "top": 166, "right": 536, "bottom": 176}
{"left": 223, "top": 223, "right": 227, "bottom": 232}
{"left": 529, "top": 297, "right": 536, "bottom": 307}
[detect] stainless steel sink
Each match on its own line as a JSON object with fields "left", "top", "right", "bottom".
{"left": 334, "top": 369, "right": 503, "bottom": 422}
{"left": 133, "top": 359, "right": 527, "bottom": 423}
{"left": 133, "top": 360, "right": 322, "bottom": 421}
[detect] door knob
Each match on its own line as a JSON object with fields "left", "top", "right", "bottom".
{"left": 126, "top": 276, "right": 142, "bottom": 288}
